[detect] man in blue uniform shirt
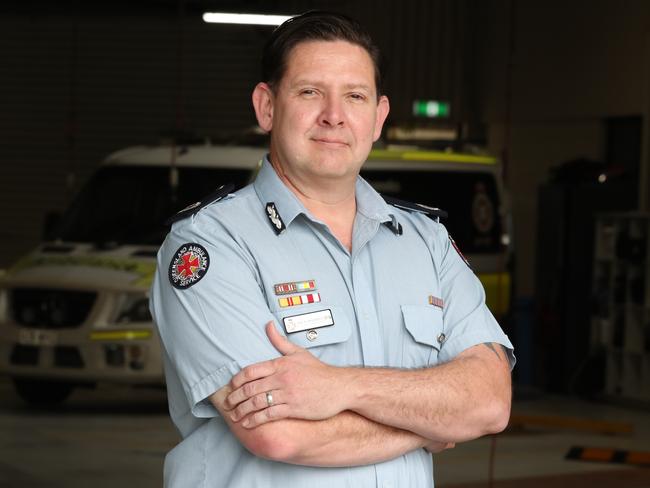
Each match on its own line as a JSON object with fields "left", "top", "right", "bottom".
{"left": 150, "top": 11, "right": 514, "bottom": 487}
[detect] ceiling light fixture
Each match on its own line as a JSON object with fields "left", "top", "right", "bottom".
{"left": 202, "top": 12, "right": 294, "bottom": 26}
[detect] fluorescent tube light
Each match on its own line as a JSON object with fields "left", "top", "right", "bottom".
{"left": 203, "top": 12, "right": 294, "bottom": 26}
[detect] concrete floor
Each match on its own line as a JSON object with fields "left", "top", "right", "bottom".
{"left": 0, "top": 377, "right": 648, "bottom": 487}
{"left": 437, "top": 391, "right": 650, "bottom": 487}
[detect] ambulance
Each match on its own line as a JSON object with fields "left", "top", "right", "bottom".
{"left": 0, "top": 143, "right": 512, "bottom": 405}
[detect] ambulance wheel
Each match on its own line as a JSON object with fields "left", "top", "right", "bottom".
{"left": 13, "top": 378, "right": 74, "bottom": 406}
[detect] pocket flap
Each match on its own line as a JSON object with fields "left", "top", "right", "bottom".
{"left": 401, "top": 304, "right": 444, "bottom": 349}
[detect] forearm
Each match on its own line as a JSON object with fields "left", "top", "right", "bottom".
{"left": 342, "top": 344, "right": 512, "bottom": 442}
{"left": 252, "top": 411, "right": 428, "bottom": 466}
{"left": 212, "top": 386, "right": 430, "bottom": 466}
{"left": 223, "top": 327, "right": 509, "bottom": 448}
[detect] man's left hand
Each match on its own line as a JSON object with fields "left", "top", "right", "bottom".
{"left": 224, "top": 322, "right": 348, "bottom": 428}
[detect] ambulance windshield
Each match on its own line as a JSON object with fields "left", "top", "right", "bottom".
{"left": 50, "top": 166, "right": 251, "bottom": 245}
{"left": 362, "top": 169, "right": 503, "bottom": 254}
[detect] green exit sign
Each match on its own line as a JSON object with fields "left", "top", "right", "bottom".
{"left": 412, "top": 100, "right": 450, "bottom": 118}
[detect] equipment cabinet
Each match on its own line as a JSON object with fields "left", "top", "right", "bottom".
{"left": 592, "top": 213, "right": 650, "bottom": 402}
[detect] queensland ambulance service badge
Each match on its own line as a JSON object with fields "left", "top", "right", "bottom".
{"left": 169, "top": 243, "right": 209, "bottom": 289}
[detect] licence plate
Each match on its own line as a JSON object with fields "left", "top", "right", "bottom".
{"left": 18, "top": 329, "right": 58, "bottom": 347}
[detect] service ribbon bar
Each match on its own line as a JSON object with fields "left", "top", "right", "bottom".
{"left": 278, "top": 292, "right": 321, "bottom": 308}
{"left": 429, "top": 295, "right": 444, "bottom": 309}
{"left": 274, "top": 280, "right": 316, "bottom": 296}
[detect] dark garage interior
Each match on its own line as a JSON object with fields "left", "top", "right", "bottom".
{"left": 1, "top": 1, "right": 649, "bottom": 486}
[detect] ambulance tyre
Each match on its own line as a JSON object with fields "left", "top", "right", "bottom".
{"left": 13, "top": 378, "right": 74, "bottom": 406}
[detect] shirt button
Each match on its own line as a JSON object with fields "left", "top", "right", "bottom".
{"left": 437, "top": 333, "right": 446, "bottom": 344}
{"left": 306, "top": 330, "right": 318, "bottom": 342}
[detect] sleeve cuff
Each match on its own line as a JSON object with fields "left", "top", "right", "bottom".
{"left": 188, "top": 360, "right": 246, "bottom": 418}
{"left": 187, "top": 357, "right": 272, "bottom": 418}
{"left": 439, "top": 330, "right": 516, "bottom": 370}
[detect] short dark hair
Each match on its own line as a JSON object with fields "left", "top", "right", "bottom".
{"left": 262, "top": 11, "right": 383, "bottom": 96}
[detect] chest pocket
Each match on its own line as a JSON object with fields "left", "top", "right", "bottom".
{"left": 401, "top": 305, "right": 445, "bottom": 367}
{"left": 272, "top": 305, "right": 352, "bottom": 360}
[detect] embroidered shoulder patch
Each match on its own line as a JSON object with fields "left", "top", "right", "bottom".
{"left": 168, "top": 243, "right": 210, "bottom": 289}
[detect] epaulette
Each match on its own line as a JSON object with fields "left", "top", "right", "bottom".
{"left": 382, "top": 195, "right": 448, "bottom": 221}
{"left": 165, "top": 183, "right": 234, "bottom": 225}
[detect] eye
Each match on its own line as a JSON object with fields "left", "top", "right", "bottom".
{"left": 299, "top": 88, "right": 318, "bottom": 97}
{"left": 349, "top": 92, "right": 367, "bottom": 102}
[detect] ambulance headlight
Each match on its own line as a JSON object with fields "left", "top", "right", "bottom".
{"left": 115, "top": 293, "right": 152, "bottom": 324}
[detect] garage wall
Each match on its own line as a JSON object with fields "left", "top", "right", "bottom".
{"left": 475, "top": 0, "right": 650, "bottom": 297}
{"left": 0, "top": 13, "right": 265, "bottom": 268}
{"left": 0, "top": 1, "right": 471, "bottom": 269}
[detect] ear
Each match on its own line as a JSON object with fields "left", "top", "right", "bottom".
{"left": 372, "top": 95, "right": 390, "bottom": 142}
{"left": 252, "top": 82, "right": 275, "bottom": 133}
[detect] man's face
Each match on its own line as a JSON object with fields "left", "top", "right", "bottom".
{"left": 253, "top": 40, "right": 389, "bottom": 185}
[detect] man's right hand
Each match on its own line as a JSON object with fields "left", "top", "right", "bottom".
{"left": 225, "top": 322, "right": 348, "bottom": 427}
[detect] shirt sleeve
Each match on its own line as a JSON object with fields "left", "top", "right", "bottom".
{"left": 431, "top": 220, "right": 516, "bottom": 368}
{"left": 149, "top": 211, "right": 279, "bottom": 418}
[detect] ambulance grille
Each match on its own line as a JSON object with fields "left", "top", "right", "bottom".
{"left": 10, "top": 288, "right": 97, "bottom": 329}
{"left": 10, "top": 345, "right": 39, "bottom": 365}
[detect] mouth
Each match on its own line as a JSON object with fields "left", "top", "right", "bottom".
{"left": 311, "top": 138, "right": 349, "bottom": 147}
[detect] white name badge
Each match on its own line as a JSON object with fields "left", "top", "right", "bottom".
{"left": 283, "top": 309, "right": 334, "bottom": 334}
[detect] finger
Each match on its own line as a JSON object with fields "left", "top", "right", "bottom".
{"left": 230, "top": 390, "right": 282, "bottom": 422}
{"left": 241, "top": 404, "right": 291, "bottom": 429}
{"left": 266, "top": 321, "right": 301, "bottom": 355}
{"left": 226, "top": 376, "right": 274, "bottom": 409}
{"left": 230, "top": 360, "right": 276, "bottom": 390}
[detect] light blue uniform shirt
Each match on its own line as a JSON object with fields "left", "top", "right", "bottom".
{"left": 150, "top": 158, "right": 514, "bottom": 488}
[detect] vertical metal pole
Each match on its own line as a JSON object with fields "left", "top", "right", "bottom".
{"left": 169, "top": 0, "right": 186, "bottom": 204}
{"left": 640, "top": 34, "right": 650, "bottom": 211}
{"left": 500, "top": 0, "right": 516, "bottom": 183}
{"left": 65, "top": 10, "right": 79, "bottom": 202}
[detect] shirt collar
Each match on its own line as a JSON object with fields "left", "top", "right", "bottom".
{"left": 354, "top": 175, "right": 394, "bottom": 225}
{"left": 253, "top": 155, "right": 398, "bottom": 231}
{"left": 253, "top": 156, "right": 307, "bottom": 229}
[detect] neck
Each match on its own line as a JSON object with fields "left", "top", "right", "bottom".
{"left": 269, "top": 160, "right": 357, "bottom": 251}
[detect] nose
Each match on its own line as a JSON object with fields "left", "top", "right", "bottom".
{"left": 318, "top": 96, "right": 345, "bottom": 127}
